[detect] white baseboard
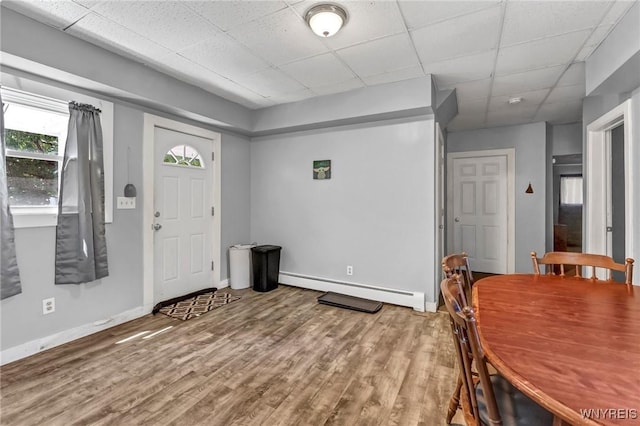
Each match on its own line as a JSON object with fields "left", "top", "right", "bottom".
{"left": 218, "top": 279, "right": 229, "bottom": 289}
{"left": 0, "top": 306, "right": 146, "bottom": 366}
{"left": 279, "top": 271, "right": 426, "bottom": 312}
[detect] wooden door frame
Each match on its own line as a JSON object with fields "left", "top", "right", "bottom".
{"left": 142, "top": 114, "right": 222, "bottom": 312}
{"left": 585, "top": 100, "right": 634, "bottom": 266}
{"left": 446, "top": 149, "right": 515, "bottom": 274}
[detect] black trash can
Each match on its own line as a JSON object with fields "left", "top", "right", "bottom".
{"left": 251, "top": 245, "right": 282, "bottom": 292}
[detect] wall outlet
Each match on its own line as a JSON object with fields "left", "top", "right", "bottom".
{"left": 346, "top": 265, "right": 353, "bottom": 276}
{"left": 117, "top": 196, "right": 136, "bottom": 209}
{"left": 42, "top": 297, "right": 55, "bottom": 315}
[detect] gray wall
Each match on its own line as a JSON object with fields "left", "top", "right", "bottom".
{"left": 447, "top": 122, "right": 548, "bottom": 272}
{"left": 221, "top": 133, "right": 251, "bottom": 279}
{"left": 551, "top": 123, "right": 582, "bottom": 156}
{"left": 250, "top": 117, "right": 437, "bottom": 298}
{"left": 1, "top": 96, "right": 252, "bottom": 352}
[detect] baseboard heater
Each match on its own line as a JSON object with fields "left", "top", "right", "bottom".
{"left": 317, "top": 291, "right": 383, "bottom": 313}
{"left": 279, "top": 271, "right": 426, "bottom": 312}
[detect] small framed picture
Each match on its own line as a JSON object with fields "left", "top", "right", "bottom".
{"left": 313, "top": 160, "right": 331, "bottom": 180}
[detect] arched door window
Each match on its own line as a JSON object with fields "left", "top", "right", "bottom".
{"left": 163, "top": 144, "right": 204, "bottom": 168}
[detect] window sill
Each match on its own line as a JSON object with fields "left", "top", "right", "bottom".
{"left": 11, "top": 207, "right": 113, "bottom": 229}
{"left": 11, "top": 207, "right": 58, "bottom": 229}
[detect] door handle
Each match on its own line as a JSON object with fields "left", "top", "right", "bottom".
{"left": 152, "top": 223, "right": 162, "bottom": 231}
{"left": 454, "top": 217, "right": 460, "bottom": 222}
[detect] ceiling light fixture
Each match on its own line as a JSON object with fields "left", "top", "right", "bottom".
{"left": 508, "top": 97, "right": 523, "bottom": 105}
{"left": 305, "top": 4, "right": 348, "bottom": 38}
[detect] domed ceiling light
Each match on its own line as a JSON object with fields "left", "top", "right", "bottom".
{"left": 305, "top": 4, "right": 348, "bottom": 38}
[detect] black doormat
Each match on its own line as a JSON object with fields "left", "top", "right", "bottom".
{"left": 152, "top": 287, "right": 217, "bottom": 314}
{"left": 317, "top": 292, "right": 383, "bottom": 313}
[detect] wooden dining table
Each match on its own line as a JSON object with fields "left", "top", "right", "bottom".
{"left": 472, "top": 274, "right": 640, "bottom": 426}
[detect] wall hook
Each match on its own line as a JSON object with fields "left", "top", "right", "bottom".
{"left": 525, "top": 182, "right": 534, "bottom": 194}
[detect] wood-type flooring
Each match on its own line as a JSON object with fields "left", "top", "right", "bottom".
{"left": 1, "top": 285, "right": 461, "bottom": 425}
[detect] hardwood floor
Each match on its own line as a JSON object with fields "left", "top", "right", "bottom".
{"left": 1, "top": 285, "right": 461, "bottom": 425}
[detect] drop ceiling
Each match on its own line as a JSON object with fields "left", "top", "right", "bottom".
{"left": 2, "top": 0, "right": 637, "bottom": 131}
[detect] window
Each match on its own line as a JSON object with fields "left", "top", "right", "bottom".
{"left": 163, "top": 145, "right": 204, "bottom": 168}
{"left": 4, "top": 97, "right": 68, "bottom": 207}
{"left": 560, "top": 176, "right": 583, "bottom": 205}
{"left": 2, "top": 80, "right": 113, "bottom": 228}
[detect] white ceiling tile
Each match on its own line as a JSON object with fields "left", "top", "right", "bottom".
{"left": 177, "top": 34, "right": 269, "bottom": 78}
{"left": 232, "top": 68, "right": 306, "bottom": 98}
{"left": 535, "top": 99, "right": 583, "bottom": 124}
{"left": 227, "top": 8, "right": 327, "bottom": 65}
{"left": 501, "top": 1, "right": 612, "bottom": 47}
{"left": 600, "top": 0, "right": 636, "bottom": 25}
{"left": 492, "top": 65, "right": 565, "bottom": 97}
{"left": 546, "top": 84, "right": 585, "bottom": 104}
{"left": 575, "top": 24, "right": 615, "bottom": 61}
{"left": 185, "top": 1, "right": 288, "bottom": 31}
{"left": 4, "top": 0, "right": 90, "bottom": 29}
{"left": 294, "top": 0, "right": 407, "bottom": 50}
{"left": 144, "top": 53, "right": 268, "bottom": 109}
{"left": 496, "top": 30, "right": 591, "bottom": 76}
{"left": 426, "top": 50, "right": 495, "bottom": 87}
{"left": 556, "top": 62, "right": 586, "bottom": 87}
{"left": 448, "top": 114, "right": 486, "bottom": 132}
{"left": 488, "top": 89, "right": 549, "bottom": 112}
{"left": 398, "top": 1, "right": 501, "bottom": 31}
{"left": 267, "top": 88, "right": 317, "bottom": 104}
{"left": 312, "top": 78, "right": 365, "bottom": 96}
{"left": 279, "top": 53, "right": 355, "bottom": 88}
{"left": 411, "top": 5, "right": 502, "bottom": 65}
{"left": 486, "top": 106, "right": 538, "bottom": 127}
{"left": 360, "top": 66, "right": 424, "bottom": 86}
{"left": 441, "top": 78, "right": 492, "bottom": 102}
{"left": 337, "top": 33, "right": 420, "bottom": 77}
{"left": 66, "top": 12, "right": 172, "bottom": 62}
{"left": 71, "top": 0, "right": 102, "bottom": 8}
{"left": 458, "top": 99, "right": 487, "bottom": 115}
{"left": 91, "top": 1, "right": 217, "bottom": 51}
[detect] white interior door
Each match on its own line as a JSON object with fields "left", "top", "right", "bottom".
{"left": 153, "top": 127, "right": 214, "bottom": 302}
{"left": 450, "top": 155, "right": 508, "bottom": 274}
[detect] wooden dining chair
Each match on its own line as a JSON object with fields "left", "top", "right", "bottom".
{"left": 441, "top": 275, "right": 553, "bottom": 426}
{"left": 531, "top": 251, "right": 634, "bottom": 285}
{"left": 441, "top": 253, "right": 474, "bottom": 423}
{"left": 442, "top": 252, "right": 474, "bottom": 305}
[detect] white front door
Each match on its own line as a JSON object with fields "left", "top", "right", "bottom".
{"left": 153, "top": 127, "right": 215, "bottom": 302}
{"left": 450, "top": 155, "right": 508, "bottom": 274}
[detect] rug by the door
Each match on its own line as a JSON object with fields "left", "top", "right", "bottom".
{"left": 158, "top": 291, "right": 240, "bottom": 321}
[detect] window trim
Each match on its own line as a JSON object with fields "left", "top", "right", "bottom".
{"left": 2, "top": 79, "right": 114, "bottom": 228}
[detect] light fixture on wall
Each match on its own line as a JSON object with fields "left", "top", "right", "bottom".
{"left": 305, "top": 4, "right": 348, "bottom": 37}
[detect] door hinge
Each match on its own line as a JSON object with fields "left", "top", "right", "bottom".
{"left": 212, "top": 152, "right": 215, "bottom": 161}
{"left": 211, "top": 261, "right": 215, "bottom": 271}
{"left": 211, "top": 206, "right": 215, "bottom": 216}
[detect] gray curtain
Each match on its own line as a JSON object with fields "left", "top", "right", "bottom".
{"left": 55, "top": 102, "right": 108, "bottom": 284}
{"left": 0, "top": 91, "right": 23, "bottom": 299}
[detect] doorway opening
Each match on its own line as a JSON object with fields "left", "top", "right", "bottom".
{"left": 585, "top": 100, "right": 634, "bottom": 279}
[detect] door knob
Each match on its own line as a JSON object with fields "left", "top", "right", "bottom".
{"left": 454, "top": 217, "right": 460, "bottom": 222}
{"left": 152, "top": 223, "right": 162, "bottom": 231}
